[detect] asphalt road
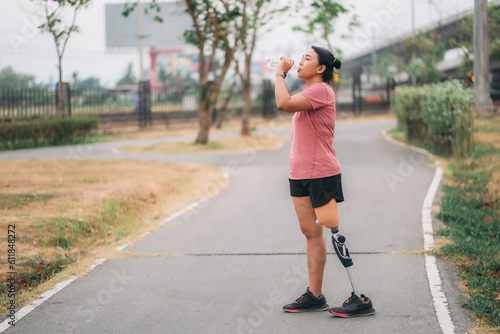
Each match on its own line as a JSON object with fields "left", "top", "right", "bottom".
{"left": 0, "top": 118, "right": 473, "bottom": 333}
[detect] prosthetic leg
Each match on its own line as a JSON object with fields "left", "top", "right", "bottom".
{"left": 329, "top": 227, "right": 376, "bottom": 317}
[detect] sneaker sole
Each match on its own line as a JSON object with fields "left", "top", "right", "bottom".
{"left": 329, "top": 307, "right": 376, "bottom": 318}
{"left": 283, "top": 304, "right": 330, "bottom": 313}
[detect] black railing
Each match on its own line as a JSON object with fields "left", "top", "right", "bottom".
{"left": 0, "top": 85, "right": 199, "bottom": 120}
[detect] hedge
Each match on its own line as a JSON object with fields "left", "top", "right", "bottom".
{"left": 0, "top": 116, "right": 99, "bottom": 150}
{"left": 393, "top": 80, "right": 475, "bottom": 157}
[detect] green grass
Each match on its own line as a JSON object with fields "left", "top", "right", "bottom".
{"left": 0, "top": 193, "right": 56, "bottom": 210}
{"left": 33, "top": 196, "right": 138, "bottom": 251}
{"left": 390, "top": 122, "right": 500, "bottom": 328}
{"left": 435, "top": 163, "right": 500, "bottom": 327}
{"left": 0, "top": 253, "right": 81, "bottom": 309}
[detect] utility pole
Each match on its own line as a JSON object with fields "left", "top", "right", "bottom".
{"left": 371, "top": 33, "right": 377, "bottom": 85}
{"left": 411, "top": 0, "right": 416, "bottom": 33}
{"left": 473, "top": 0, "right": 493, "bottom": 110}
{"left": 137, "top": 0, "right": 145, "bottom": 81}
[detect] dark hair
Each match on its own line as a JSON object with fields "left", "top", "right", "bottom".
{"left": 311, "top": 45, "right": 341, "bottom": 84}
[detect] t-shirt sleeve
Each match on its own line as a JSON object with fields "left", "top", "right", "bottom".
{"left": 300, "top": 84, "right": 329, "bottom": 110}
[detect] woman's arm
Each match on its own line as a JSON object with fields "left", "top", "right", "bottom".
{"left": 274, "top": 59, "right": 312, "bottom": 113}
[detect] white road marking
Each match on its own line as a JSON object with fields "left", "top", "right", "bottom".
{"left": 382, "top": 129, "right": 455, "bottom": 334}
{"left": 0, "top": 259, "right": 106, "bottom": 333}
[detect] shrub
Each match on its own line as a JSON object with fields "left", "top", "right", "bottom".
{"left": 393, "top": 80, "right": 475, "bottom": 157}
{"left": 0, "top": 116, "right": 99, "bottom": 150}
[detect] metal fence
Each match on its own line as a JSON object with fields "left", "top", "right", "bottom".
{"left": 0, "top": 85, "right": 199, "bottom": 120}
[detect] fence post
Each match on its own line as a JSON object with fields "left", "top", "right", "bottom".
{"left": 55, "top": 82, "right": 71, "bottom": 117}
{"left": 262, "top": 79, "right": 273, "bottom": 119}
{"left": 67, "top": 83, "right": 72, "bottom": 116}
{"left": 138, "top": 80, "right": 151, "bottom": 129}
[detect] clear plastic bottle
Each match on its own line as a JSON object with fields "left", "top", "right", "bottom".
{"left": 266, "top": 58, "right": 299, "bottom": 71}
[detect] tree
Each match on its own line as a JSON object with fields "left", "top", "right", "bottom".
{"left": 183, "top": 0, "right": 242, "bottom": 144}
{"left": 0, "top": 66, "right": 40, "bottom": 90}
{"left": 403, "top": 32, "right": 446, "bottom": 85}
{"left": 77, "top": 77, "right": 101, "bottom": 89}
{"left": 449, "top": 5, "right": 500, "bottom": 79}
{"left": 122, "top": 0, "right": 242, "bottom": 144}
{"left": 34, "top": 0, "right": 91, "bottom": 116}
{"left": 71, "top": 71, "right": 79, "bottom": 88}
{"left": 292, "top": 0, "right": 359, "bottom": 55}
{"left": 233, "top": 0, "right": 289, "bottom": 136}
{"left": 376, "top": 54, "right": 404, "bottom": 80}
{"left": 116, "top": 63, "right": 137, "bottom": 87}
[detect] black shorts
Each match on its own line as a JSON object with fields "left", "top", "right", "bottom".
{"left": 289, "top": 174, "right": 344, "bottom": 208}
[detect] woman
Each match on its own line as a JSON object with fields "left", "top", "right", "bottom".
{"left": 275, "top": 45, "right": 343, "bottom": 312}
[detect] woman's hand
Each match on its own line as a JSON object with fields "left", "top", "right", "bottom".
{"left": 278, "top": 57, "right": 295, "bottom": 73}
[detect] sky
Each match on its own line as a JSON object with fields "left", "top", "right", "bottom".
{"left": 0, "top": 0, "right": 482, "bottom": 87}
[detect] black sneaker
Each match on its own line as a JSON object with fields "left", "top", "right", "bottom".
{"left": 283, "top": 288, "right": 329, "bottom": 313}
{"left": 329, "top": 292, "right": 376, "bottom": 317}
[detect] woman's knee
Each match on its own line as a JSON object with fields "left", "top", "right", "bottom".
{"left": 299, "top": 223, "right": 323, "bottom": 240}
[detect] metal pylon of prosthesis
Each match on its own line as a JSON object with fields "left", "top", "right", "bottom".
{"left": 331, "top": 227, "right": 361, "bottom": 297}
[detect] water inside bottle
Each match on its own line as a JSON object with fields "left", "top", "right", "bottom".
{"left": 266, "top": 58, "right": 299, "bottom": 71}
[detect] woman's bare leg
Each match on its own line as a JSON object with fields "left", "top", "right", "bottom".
{"left": 292, "top": 196, "right": 327, "bottom": 297}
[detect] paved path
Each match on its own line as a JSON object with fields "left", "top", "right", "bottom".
{"left": 0, "top": 119, "right": 472, "bottom": 333}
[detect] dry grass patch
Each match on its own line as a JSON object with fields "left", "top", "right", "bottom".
{"left": 474, "top": 117, "right": 500, "bottom": 204}
{"left": 0, "top": 159, "right": 226, "bottom": 310}
{"left": 99, "top": 116, "right": 294, "bottom": 143}
{"left": 121, "top": 134, "right": 289, "bottom": 154}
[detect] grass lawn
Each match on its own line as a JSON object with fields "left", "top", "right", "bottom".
{"left": 390, "top": 116, "right": 500, "bottom": 332}
{"left": 120, "top": 134, "right": 290, "bottom": 154}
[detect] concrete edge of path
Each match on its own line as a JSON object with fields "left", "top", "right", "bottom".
{"left": 381, "top": 129, "right": 456, "bottom": 334}
{"left": 0, "top": 259, "right": 106, "bottom": 332}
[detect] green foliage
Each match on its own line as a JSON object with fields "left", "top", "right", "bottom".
{"left": 0, "top": 67, "right": 43, "bottom": 90}
{"left": 403, "top": 32, "right": 446, "bottom": 84}
{"left": 0, "top": 193, "right": 56, "bottom": 210}
{"left": 76, "top": 77, "right": 101, "bottom": 90}
{"left": 454, "top": 5, "right": 500, "bottom": 64}
{"left": 436, "top": 163, "right": 500, "bottom": 327}
{"left": 376, "top": 55, "right": 405, "bottom": 79}
{"left": 33, "top": 0, "right": 91, "bottom": 116}
{"left": 122, "top": 0, "right": 163, "bottom": 23}
{"left": 34, "top": 0, "right": 92, "bottom": 53}
{"left": 115, "top": 63, "right": 137, "bottom": 87}
{"left": 393, "top": 80, "right": 475, "bottom": 157}
{"left": 157, "top": 70, "right": 197, "bottom": 91}
{"left": 0, "top": 253, "right": 80, "bottom": 306}
{"left": 292, "top": 0, "right": 358, "bottom": 54}
{"left": 0, "top": 116, "right": 99, "bottom": 150}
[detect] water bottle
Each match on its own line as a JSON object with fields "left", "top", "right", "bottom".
{"left": 267, "top": 58, "right": 299, "bottom": 71}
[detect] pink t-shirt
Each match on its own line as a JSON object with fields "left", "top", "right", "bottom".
{"left": 289, "top": 82, "right": 341, "bottom": 180}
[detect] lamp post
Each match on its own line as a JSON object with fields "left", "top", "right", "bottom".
{"left": 137, "top": 0, "right": 145, "bottom": 81}
{"left": 473, "top": 0, "right": 493, "bottom": 111}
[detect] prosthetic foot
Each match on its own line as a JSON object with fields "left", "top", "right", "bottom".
{"left": 329, "top": 227, "right": 376, "bottom": 317}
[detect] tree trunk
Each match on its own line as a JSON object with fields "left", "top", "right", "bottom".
{"left": 58, "top": 62, "right": 64, "bottom": 116}
{"left": 215, "top": 86, "right": 234, "bottom": 129}
{"left": 241, "top": 78, "right": 251, "bottom": 136}
{"left": 195, "top": 98, "right": 211, "bottom": 144}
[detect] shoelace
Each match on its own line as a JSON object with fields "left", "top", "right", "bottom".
{"left": 342, "top": 294, "right": 357, "bottom": 307}
{"left": 295, "top": 291, "right": 312, "bottom": 303}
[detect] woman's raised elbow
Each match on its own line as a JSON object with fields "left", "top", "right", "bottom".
{"left": 277, "top": 102, "right": 294, "bottom": 113}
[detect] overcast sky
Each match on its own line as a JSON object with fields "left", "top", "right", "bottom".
{"left": 0, "top": 0, "right": 481, "bottom": 87}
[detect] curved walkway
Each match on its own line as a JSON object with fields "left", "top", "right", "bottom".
{"left": 0, "top": 119, "right": 473, "bottom": 333}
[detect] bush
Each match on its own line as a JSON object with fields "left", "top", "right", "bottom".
{"left": 393, "top": 80, "right": 475, "bottom": 157}
{"left": 0, "top": 116, "right": 99, "bottom": 150}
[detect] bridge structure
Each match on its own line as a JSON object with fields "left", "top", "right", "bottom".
{"left": 338, "top": 5, "right": 500, "bottom": 113}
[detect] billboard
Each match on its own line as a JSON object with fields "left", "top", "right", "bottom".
{"left": 105, "top": 1, "right": 193, "bottom": 50}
